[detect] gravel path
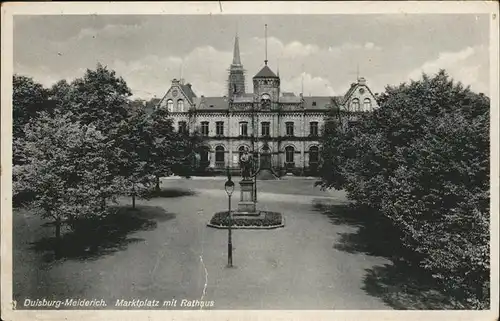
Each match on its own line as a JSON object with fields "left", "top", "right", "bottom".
{"left": 13, "top": 179, "right": 391, "bottom": 310}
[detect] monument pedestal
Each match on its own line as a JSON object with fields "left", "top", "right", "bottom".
{"left": 237, "top": 179, "right": 257, "bottom": 214}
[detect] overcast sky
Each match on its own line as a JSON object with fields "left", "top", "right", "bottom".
{"left": 13, "top": 14, "right": 490, "bottom": 99}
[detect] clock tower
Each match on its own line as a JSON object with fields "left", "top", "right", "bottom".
{"left": 253, "top": 24, "right": 280, "bottom": 109}
{"left": 253, "top": 63, "right": 280, "bottom": 109}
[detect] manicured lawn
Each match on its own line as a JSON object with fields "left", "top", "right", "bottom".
{"left": 13, "top": 178, "right": 455, "bottom": 310}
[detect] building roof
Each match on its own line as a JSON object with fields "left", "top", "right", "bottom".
{"left": 233, "top": 95, "right": 254, "bottom": 103}
{"left": 179, "top": 84, "right": 197, "bottom": 103}
{"left": 279, "top": 95, "right": 302, "bottom": 104}
{"left": 195, "top": 96, "right": 229, "bottom": 110}
{"left": 332, "top": 96, "right": 344, "bottom": 107}
{"left": 145, "top": 98, "right": 161, "bottom": 115}
{"left": 253, "top": 65, "right": 279, "bottom": 79}
{"left": 191, "top": 94, "right": 344, "bottom": 110}
{"left": 302, "top": 96, "right": 343, "bottom": 109}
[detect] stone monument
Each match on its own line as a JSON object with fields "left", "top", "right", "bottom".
{"left": 207, "top": 147, "right": 284, "bottom": 230}
{"left": 237, "top": 149, "right": 257, "bottom": 214}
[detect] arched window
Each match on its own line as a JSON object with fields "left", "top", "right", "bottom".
{"left": 215, "top": 146, "right": 225, "bottom": 168}
{"left": 351, "top": 98, "right": 360, "bottom": 111}
{"left": 167, "top": 99, "right": 174, "bottom": 112}
{"left": 177, "top": 99, "right": 184, "bottom": 112}
{"left": 363, "top": 98, "right": 372, "bottom": 110}
{"left": 309, "top": 146, "right": 319, "bottom": 164}
{"left": 285, "top": 146, "right": 295, "bottom": 164}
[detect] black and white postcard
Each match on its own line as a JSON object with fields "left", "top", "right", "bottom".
{"left": 1, "top": 2, "right": 499, "bottom": 321}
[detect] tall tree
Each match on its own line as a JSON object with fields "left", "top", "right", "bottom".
{"left": 318, "top": 70, "right": 490, "bottom": 307}
{"left": 13, "top": 112, "right": 122, "bottom": 256}
{"left": 148, "top": 106, "right": 178, "bottom": 190}
{"left": 48, "top": 64, "right": 135, "bottom": 208}
{"left": 115, "top": 107, "right": 155, "bottom": 208}
{"left": 12, "top": 75, "right": 54, "bottom": 165}
{"left": 13, "top": 75, "right": 50, "bottom": 137}
{"left": 61, "top": 63, "right": 132, "bottom": 134}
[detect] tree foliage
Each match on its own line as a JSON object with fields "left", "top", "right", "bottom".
{"left": 13, "top": 63, "right": 202, "bottom": 222}
{"left": 47, "top": 63, "right": 132, "bottom": 135}
{"left": 147, "top": 106, "right": 202, "bottom": 188}
{"left": 115, "top": 107, "right": 155, "bottom": 207}
{"left": 319, "top": 70, "right": 490, "bottom": 308}
{"left": 13, "top": 112, "right": 123, "bottom": 240}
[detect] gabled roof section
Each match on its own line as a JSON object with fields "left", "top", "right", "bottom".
{"left": 178, "top": 84, "right": 197, "bottom": 104}
{"left": 145, "top": 98, "right": 161, "bottom": 115}
{"left": 302, "top": 96, "right": 341, "bottom": 110}
{"left": 233, "top": 95, "right": 254, "bottom": 103}
{"left": 331, "top": 96, "right": 344, "bottom": 108}
{"left": 341, "top": 77, "right": 378, "bottom": 106}
{"left": 279, "top": 95, "right": 302, "bottom": 104}
{"left": 253, "top": 65, "right": 279, "bottom": 79}
{"left": 194, "top": 96, "right": 229, "bottom": 110}
{"left": 342, "top": 82, "right": 360, "bottom": 105}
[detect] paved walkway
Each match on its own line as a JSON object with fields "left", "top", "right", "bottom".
{"left": 13, "top": 179, "right": 391, "bottom": 310}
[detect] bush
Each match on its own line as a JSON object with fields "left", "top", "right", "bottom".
{"left": 319, "top": 70, "right": 490, "bottom": 308}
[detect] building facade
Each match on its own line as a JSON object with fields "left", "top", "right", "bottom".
{"left": 157, "top": 35, "right": 379, "bottom": 175}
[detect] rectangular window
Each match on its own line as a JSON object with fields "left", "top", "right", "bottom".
{"left": 201, "top": 121, "right": 209, "bottom": 136}
{"left": 261, "top": 122, "right": 270, "bottom": 137}
{"left": 310, "top": 122, "right": 318, "bottom": 136}
{"left": 286, "top": 122, "right": 294, "bottom": 136}
{"left": 216, "top": 121, "right": 224, "bottom": 136}
{"left": 178, "top": 121, "right": 187, "bottom": 134}
{"left": 239, "top": 122, "right": 248, "bottom": 136}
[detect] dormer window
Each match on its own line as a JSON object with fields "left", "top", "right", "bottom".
{"left": 312, "top": 101, "right": 317, "bottom": 107}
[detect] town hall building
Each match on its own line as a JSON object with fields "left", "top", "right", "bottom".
{"left": 156, "top": 35, "right": 379, "bottom": 176}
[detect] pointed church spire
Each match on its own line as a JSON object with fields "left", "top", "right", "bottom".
{"left": 232, "top": 34, "right": 241, "bottom": 65}
{"left": 228, "top": 33, "right": 246, "bottom": 98}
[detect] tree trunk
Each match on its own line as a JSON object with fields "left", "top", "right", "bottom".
{"left": 155, "top": 175, "right": 160, "bottom": 192}
{"left": 54, "top": 217, "right": 61, "bottom": 259}
{"left": 100, "top": 197, "right": 106, "bottom": 211}
{"left": 132, "top": 183, "right": 136, "bottom": 209}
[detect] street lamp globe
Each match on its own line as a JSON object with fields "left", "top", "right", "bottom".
{"left": 224, "top": 178, "right": 235, "bottom": 196}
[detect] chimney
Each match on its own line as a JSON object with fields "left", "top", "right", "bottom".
{"left": 358, "top": 77, "right": 366, "bottom": 85}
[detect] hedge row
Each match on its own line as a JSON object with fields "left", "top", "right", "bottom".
{"left": 209, "top": 211, "right": 282, "bottom": 227}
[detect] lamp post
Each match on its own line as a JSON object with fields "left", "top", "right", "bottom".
{"left": 224, "top": 168, "right": 235, "bottom": 267}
